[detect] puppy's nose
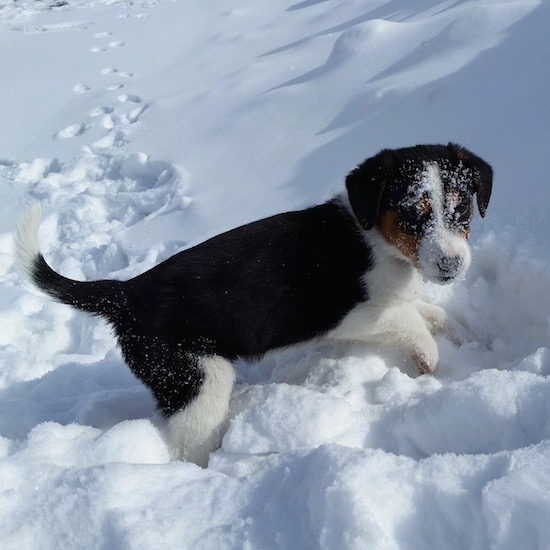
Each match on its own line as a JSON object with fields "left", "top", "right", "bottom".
{"left": 438, "top": 255, "right": 462, "bottom": 275}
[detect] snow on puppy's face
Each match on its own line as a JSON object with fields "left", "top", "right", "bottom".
{"left": 346, "top": 143, "right": 493, "bottom": 284}
{"left": 379, "top": 161, "right": 474, "bottom": 283}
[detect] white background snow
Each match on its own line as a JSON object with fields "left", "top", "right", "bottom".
{"left": 1, "top": 0, "right": 550, "bottom": 548}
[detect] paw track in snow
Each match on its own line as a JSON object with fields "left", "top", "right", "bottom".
{"left": 100, "top": 67, "right": 134, "bottom": 78}
{"left": 99, "top": 115, "right": 116, "bottom": 130}
{"left": 91, "top": 41, "right": 124, "bottom": 53}
{"left": 54, "top": 24, "right": 148, "bottom": 152}
{"left": 105, "top": 83, "right": 126, "bottom": 91}
{"left": 19, "top": 150, "right": 192, "bottom": 279}
{"left": 89, "top": 106, "right": 114, "bottom": 117}
{"left": 118, "top": 93, "right": 142, "bottom": 104}
{"left": 54, "top": 122, "right": 87, "bottom": 139}
{"left": 73, "top": 84, "right": 90, "bottom": 94}
{"left": 91, "top": 130, "right": 126, "bottom": 149}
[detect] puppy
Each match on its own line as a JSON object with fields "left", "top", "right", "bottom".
{"left": 13, "top": 142, "right": 492, "bottom": 466}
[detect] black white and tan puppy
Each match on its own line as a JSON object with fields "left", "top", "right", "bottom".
{"left": 14, "top": 143, "right": 492, "bottom": 466}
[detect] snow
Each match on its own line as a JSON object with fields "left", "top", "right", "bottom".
{"left": 1, "top": 0, "right": 550, "bottom": 547}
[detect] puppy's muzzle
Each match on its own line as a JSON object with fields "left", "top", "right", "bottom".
{"left": 437, "top": 255, "right": 463, "bottom": 281}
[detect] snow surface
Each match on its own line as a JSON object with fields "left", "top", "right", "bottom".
{"left": 1, "top": 0, "right": 550, "bottom": 548}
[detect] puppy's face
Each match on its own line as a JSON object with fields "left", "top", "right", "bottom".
{"left": 378, "top": 160, "right": 475, "bottom": 283}
{"left": 346, "top": 143, "right": 493, "bottom": 284}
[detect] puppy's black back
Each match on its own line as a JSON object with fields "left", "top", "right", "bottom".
{"left": 124, "top": 199, "right": 372, "bottom": 359}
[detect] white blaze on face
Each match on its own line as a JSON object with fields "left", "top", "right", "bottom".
{"left": 417, "top": 163, "right": 471, "bottom": 284}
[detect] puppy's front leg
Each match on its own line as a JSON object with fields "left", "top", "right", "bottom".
{"left": 327, "top": 302, "right": 439, "bottom": 374}
{"left": 414, "top": 301, "right": 473, "bottom": 345}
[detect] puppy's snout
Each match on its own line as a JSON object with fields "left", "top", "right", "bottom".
{"left": 438, "top": 255, "right": 462, "bottom": 276}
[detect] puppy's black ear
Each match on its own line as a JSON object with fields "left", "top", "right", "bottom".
{"left": 472, "top": 159, "right": 493, "bottom": 218}
{"left": 448, "top": 142, "right": 493, "bottom": 217}
{"left": 346, "top": 152, "right": 393, "bottom": 230}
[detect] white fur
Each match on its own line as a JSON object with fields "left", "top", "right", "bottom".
{"left": 418, "top": 229, "right": 471, "bottom": 283}
{"left": 165, "top": 356, "right": 235, "bottom": 467}
{"left": 329, "top": 167, "right": 473, "bottom": 372}
{"left": 327, "top": 227, "right": 441, "bottom": 373}
{"left": 416, "top": 163, "right": 471, "bottom": 283}
{"left": 362, "top": 227, "right": 420, "bottom": 302}
{"left": 13, "top": 202, "right": 42, "bottom": 278}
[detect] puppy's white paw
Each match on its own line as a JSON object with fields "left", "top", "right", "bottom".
{"left": 411, "top": 336, "right": 439, "bottom": 374}
{"left": 441, "top": 316, "right": 476, "bottom": 345}
{"left": 414, "top": 301, "right": 475, "bottom": 345}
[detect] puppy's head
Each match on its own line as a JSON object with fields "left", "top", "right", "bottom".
{"left": 346, "top": 143, "right": 493, "bottom": 284}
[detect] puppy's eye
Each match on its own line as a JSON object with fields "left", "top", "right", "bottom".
{"left": 399, "top": 206, "right": 431, "bottom": 233}
{"left": 446, "top": 200, "right": 471, "bottom": 227}
{"left": 403, "top": 208, "right": 421, "bottom": 222}
{"left": 455, "top": 201, "right": 471, "bottom": 222}
{"left": 404, "top": 195, "right": 431, "bottom": 220}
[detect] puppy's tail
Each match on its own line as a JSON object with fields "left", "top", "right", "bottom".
{"left": 13, "top": 203, "right": 125, "bottom": 320}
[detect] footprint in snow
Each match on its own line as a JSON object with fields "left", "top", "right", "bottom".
{"left": 126, "top": 105, "right": 149, "bottom": 124}
{"left": 54, "top": 122, "right": 87, "bottom": 139}
{"left": 73, "top": 83, "right": 90, "bottom": 94}
{"left": 99, "top": 105, "right": 148, "bottom": 129}
{"left": 89, "top": 106, "right": 114, "bottom": 117}
{"left": 100, "top": 115, "right": 116, "bottom": 130}
{"left": 91, "top": 41, "right": 124, "bottom": 53}
{"left": 92, "top": 130, "right": 125, "bottom": 149}
{"left": 100, "top": 67, "right": 134, "bottom": 78}
{"left": 106, "top": 83, "right": 126, "bottom": 91}
{"left": 119, "top": 93, "right": 142, "bottom": 104}
{"left": 118, "top": 13, "right": 147, "bottom": 19}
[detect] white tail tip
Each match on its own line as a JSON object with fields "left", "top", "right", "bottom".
{"left": 13, "top": 202, "right": 43, "bottom": 278}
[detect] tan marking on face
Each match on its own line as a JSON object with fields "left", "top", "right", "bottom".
{"left": 446, "top": 189, "right": 473, "bottom": 239}
{"left": 378, "top": 209, "right": 422, "bottom": 266}
{"left": 459, "top": 225, "right": 471, "bottom": 240}
{"left": 446, "top": 189, "right": 460, "bottom": 210}
{"left": 418, "top": 195, "right": 432, "bottom": 216}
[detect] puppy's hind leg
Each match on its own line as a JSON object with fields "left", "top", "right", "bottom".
{"left": 118, "top": 335, "right": 235, "bottom": 467}
{"left": 164, "top": 355, "right": 236, "bottom": 467}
